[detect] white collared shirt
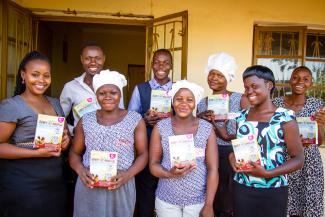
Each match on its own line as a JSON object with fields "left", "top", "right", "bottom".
{"left": 60, "top": 73, "right": 124, "bottom": 134}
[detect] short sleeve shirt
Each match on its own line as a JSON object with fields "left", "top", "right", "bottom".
{"left": 234, "top": 107, "right": 296, "bottom": 188}
{"left": 0, "top": 95, "right": 65, "bottom": 147}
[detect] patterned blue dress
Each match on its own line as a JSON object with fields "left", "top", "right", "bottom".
{"left": 155, "top": 118, "right": 213, "bottom": 206}
{"left": 73, "top": 110, "right": 142, "bottom": 217}
{"left": 235, "top": 107, "right": 295, "bottom": 188}
{"left": 273, "top": 96, "right": 324, "bottom": 217}
{"left": 233, "top": 107, "right": 296, "bottom": 217}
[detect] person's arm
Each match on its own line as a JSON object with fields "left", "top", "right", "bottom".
{"left": 119, "top": 92, "right": 125, "bottom": 109}
{"left": 200, "top": 129, "right": 218, "bottom": 217}
{"left": 245, "top": 120, "right": 304, "bottom": 178}
{"left": 240, "top": 94, "right": 250, "bottom": 110}
{"left": 196, "top": 110, "right": 214, "bottom": 122}
{"left": 69, "top": 119, "right": 94, "bottom": 187}
{"left": 318, "top": 124, "right": 323, "bottom": 145}
{"left": 128, "top": 86, "right": 160, "bottom": 126}
{"left": 60, "top": 85, "right": 75, "bottom": 134}
{"left": 0, "top": 122, "right": 62, "bottom": 159}
{"left": 212, "top": 120, "right": 236, "bottom": 141}
{"left": 315, "top": 106, "right": 325, "bottom": 145}
{"left": 61, "top": 127, "right": 71, "bottom": 151}
{"left": 60, "top": 84, "right": 73, "bottom": 117}
{"left": 109, "top": 119, "right": 148, "bottom": 189}
{"left": 196, "top": 98, "right": 213, "bottom": 122}
{"left": 211, "top": 94, "right": 248, "bottom": 141}
{"left": 128, "top": 86, "right": 142, "bottom": 113}
{"left": 149, "top": 125, "right": 195, "bottom": 178}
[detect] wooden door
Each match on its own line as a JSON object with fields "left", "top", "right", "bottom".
{"left": 127, "top": 64, "right": 145, "bottom": 107}
{"left": 5, "top": 1, "right": 36, "bottom": 97}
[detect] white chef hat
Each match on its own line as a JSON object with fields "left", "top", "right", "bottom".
{"left": 204, "top": 52, "right": 237, "bottom": 83}
{"left": 169, "top": 80, "right": 204, "bottom": 106}
{"left": 93, "top": 69, "right": 127, "bottom": 93}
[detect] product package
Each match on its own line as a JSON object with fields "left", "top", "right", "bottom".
{"left": 34, "top": 114, "right": 65, "bottom": 149}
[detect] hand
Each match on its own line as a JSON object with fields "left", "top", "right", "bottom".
{"left": 144, "top": 110, "right": 160, "bottom": 127}
{"left": 108, "top": 171, "right": 131, "bottom": 190}
{"left": 299, "top": 134, "right": 304, "bottom": 145}
{"left": 61, "top": 129, "right": 70, "bottom": 151}
{"left": 245, "top": 161, "right": 270, "bottom": 178}
{"left": 77, "top": 166, "right": 95, "bottom": 188}
{"left": 228, "top": 152, "right": 240, "bottom": 172}
{"left": 168, "top": 161, "right": 196, "bottom": 178}
{"left": 212, "top": 119, "right": 229, "bottom": 139}
{"left": 35, "top": 146, "right": 62, "bottom": 158}
{"left": 315, "top": 108, "right": 325, "bottom": 125}
{"left": 199, "top": 204, "right": 214, "bottom": 217}
{"left": 197, "top": 110, "right": 214, "bottom": 122}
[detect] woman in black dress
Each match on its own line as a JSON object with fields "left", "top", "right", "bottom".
{"left": 0, "top": 51, "right": 70, "bottom": 217}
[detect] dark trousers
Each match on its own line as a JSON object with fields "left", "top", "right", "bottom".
{"left": 135, "top": 165, "right": 158, "bottom": 217}
{"left": 214, "top": 146, "right": 234, "bottom": 217}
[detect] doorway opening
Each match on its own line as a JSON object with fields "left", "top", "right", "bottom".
{"left": 1, "top": 1, "right": 188, "bottom": 100}
{"left": 37, "top": 21, "right": 146, "bottom": 105}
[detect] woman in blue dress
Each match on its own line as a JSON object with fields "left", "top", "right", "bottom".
{"left": 150, "top": 80, "right": 218, "bottom": 217}
{"left": 69, "top": 70, "right": 148, "bottom": 217}
{"left": 228, "top": 65, "right": 304, "bottom": 217}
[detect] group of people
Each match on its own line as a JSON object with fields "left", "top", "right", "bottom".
{"left": 0, "top": 42, "right": 324, "bottom": 217}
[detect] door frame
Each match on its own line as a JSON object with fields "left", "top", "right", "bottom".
{"left": 1, "top": 2, "right": 188, "bottom": 99}
{"left": 0, "top": 0, "right": 37, "bottom": 99}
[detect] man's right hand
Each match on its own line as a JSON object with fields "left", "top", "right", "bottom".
{"left": 143, "top": 110, "right": 160, "bottom": 127}
{"left": 197, "top": 110, "right": 214, "bottom": 122}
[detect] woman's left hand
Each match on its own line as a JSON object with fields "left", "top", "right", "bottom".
{"left": 199, "top": 204, "right": 214, "bottom": 217}
{"left": 108, "top": 171, "right": 131, "bottom": 190}
{"left": 315, "top": 108, "right": 325, "bottom": 125}
{"left": 61, "top": 129, "right": 70, "bottom": 151}
{"left": 245, "top": 162, "right": 270, "bottom": 178}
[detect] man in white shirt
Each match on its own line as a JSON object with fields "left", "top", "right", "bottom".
{"left": 60, "top": 42, "right": 123, "bottom": 134}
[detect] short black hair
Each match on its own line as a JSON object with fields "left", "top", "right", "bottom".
{"left": 242, "top": 65, "right": 275, "bottom": 94}
{"left": 80, "top": 41, "right": 104, "bottom": 55}
{"left": 292, "top": 66, "right": 312, "bottom": 76}
{"left": 152, "top": 49, "right": 173, "bottom": 64}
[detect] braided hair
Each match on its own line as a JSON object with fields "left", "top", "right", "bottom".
{"left": 14, "top": 51, "right": 50, "bottom": 96}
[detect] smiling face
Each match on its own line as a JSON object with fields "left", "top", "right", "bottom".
{"left": 96, "top": 84, "right": 121, "bottom": 111}
{"left": 243, "top": 75, "right": 273, "bottom": 106}
{"left": 152, "top": 51, "right": 172, "bottom": 84}
{"left": 172, "top": 88, "right": 196, "bottom": 118}
{"left": 207, "top": 70, "right": 228, "bottom": 93}
{"left": 21, "top": 59, "right": 51, "bottom": 95}
{"left": 289, "top": 68, "right": 313, "bottom": 95}
{"left": 80, "top": 46, "right": 105, "bottom": 77}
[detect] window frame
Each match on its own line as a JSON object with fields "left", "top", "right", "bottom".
{"left": 253, "top": 25, "right": 325, "bottom": 98}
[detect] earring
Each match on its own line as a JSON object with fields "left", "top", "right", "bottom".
{"left": 22, "top": 79, "right": 25, "bottom": 84}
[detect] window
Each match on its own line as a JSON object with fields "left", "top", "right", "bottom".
{"left": 253, "top": 26, "right": 325, "bottom": 100}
